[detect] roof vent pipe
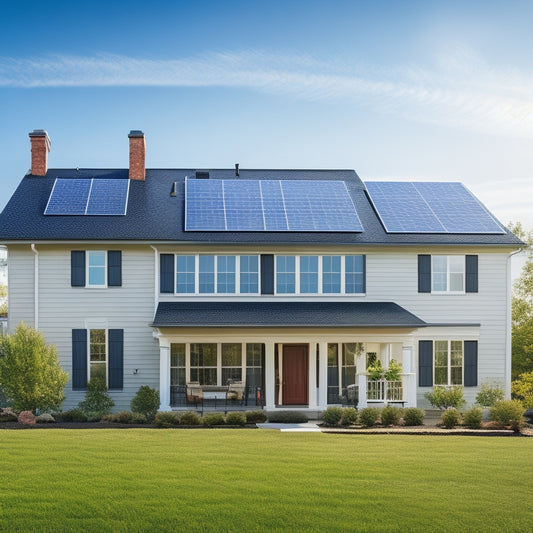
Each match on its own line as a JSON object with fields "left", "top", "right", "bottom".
{"left": 235, "top": 163, "right": 239, "bottom": 177}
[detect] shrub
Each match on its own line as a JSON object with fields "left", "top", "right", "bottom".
{"left": 367, "top": 360, "right": 384, "bottom": 380}
{"left": 341, "top": 407, "right": 358, "bottom": 426}
{"left": 384, "top": 359, "right": 402, "bottom": 381}
{"left": 0, "top": 407, "right": 18, "bottom": 422}
{"left": 511, "top": 372, "right": 533, "bottom": 409}
{"left": 381, "top": 406, "right": 402, "bottom": 426}
{"left": 245, "top": 410, "right": 267, "bottom": 424}
{"left": 476, "top": 384, "right": 505, "bottom": 407}
{"left": 202, "top": 412, "right": 226, "bottom": 427}
{"left": 489, "top": 400, "right": 524, "bottom": 426}
{"left": 463, "top": 407, "right": 483, "bottom": 429}
{"left": 18, "top": 410, "right": 36, "bottom": 425}
{"left": 226, "top": 412, "right": 246, "bottom": 426}
{"left": 130, "top": 386, "right": 160, "bottom": 421}
{"left": 36, "top": 413, "right": 55, "bottom": 423}
{"left": 103, "top": 411, "right": 147, "bottom": 424}
{"left": 179, "top": 411, "right": 201, "bottom": 426}
{"left": 155, "top": 411, "right": 180, "bottom": 428}
{"left": 58, "top": 409, "right": 87, "bottom": 422}
{"left": 425, "top": 386, "right": 466, "bottom": 410}
{"left": 359, "top": 407, "right": 380, "bottom": 427}
{"left": 321, "top": 407, "right": 343, "bottom": 427}
{"left": 402, "top": 407, "right": 425, "bottom": 426}
{"left": 78, "top": 379, "right": 114, "bottom": 419}
{"left": 441, "top": 408, "right": 461, "bottom": 428}
{"left": 266, "top": 411, "right": 308, "bottom": 423}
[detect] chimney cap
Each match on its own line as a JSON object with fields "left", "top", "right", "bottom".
{"left": 29, "top": 129, "right": 51, "bottom": 151}
{"left": 128, "top": 130, "right": 145, "bottom": 138}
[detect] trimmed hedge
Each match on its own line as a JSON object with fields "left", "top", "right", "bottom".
{"left": 245, "top": 410, "right": 267, "bottom": 424}
{"left": 402, "top": 408, "right": 425, "bottom": 426}
{"left": 266, "top": 411, "right": 308, "bottom": 423}
{"left": 155, "top": 411, "right": 180, "bottom": 428}
{"left": 202, "top": 412, "right": 226, "bottom": 427}
{"left": 226, "top": 412, "right": 246, "bottom": 426}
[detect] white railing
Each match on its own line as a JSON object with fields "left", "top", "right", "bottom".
{"left": 367, "top": 379, "right": 403, "bottom": 402}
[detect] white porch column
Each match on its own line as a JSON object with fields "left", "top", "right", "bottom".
{"left": 308, "top": 342, "right": 318, "bottom": 409}
{"left": 318, "top": 342, "right": 328, "bottom": 409}
{"left": 265, "top": 342, "right": 276, "bottom": 410}
{"left": 159, "top": 342, "right": 171, "bottom": 411}
{"left": 402, "top": 344, "right": 416, "bottom": 407}
{"left": 358, "top": 373, "right": 367, "bottom": 408}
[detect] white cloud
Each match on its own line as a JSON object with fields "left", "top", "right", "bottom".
{"left": 1, "top": 48, "right": 533, "bottom": 137}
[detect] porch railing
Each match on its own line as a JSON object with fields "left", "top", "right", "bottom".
{"left": 367, "top": 379, "right": 403, "bottom": 402}
{"left": 170, "top": 385, "right": 264, "bottom": 409}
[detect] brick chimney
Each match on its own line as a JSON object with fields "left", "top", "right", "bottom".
{"left": 128, "top": 130, "right": 145, "bottom": 181}
{"left": 29, "top": 130, "right": 51, "bottom": 176}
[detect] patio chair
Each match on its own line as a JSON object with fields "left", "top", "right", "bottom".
{"left": 186, "top": 382, "right": 203, "bottom": 407}
{"left": 226, "top": 381, "right": 245, "bottom": 405}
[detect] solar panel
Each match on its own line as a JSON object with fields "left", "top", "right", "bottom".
{"left": 185, "top": 178, "right": 363, "bottom": 232}
{"left": 44, "top": 178, "right": 130, "bottom": 216}
{"left": 365, "top": 181, "right": 505, "bottom": 234}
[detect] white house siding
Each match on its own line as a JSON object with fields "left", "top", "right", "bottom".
{"left": 6, "top": 245, "right": 35, "bottom": 331}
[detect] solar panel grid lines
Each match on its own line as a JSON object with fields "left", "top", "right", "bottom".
{"left": 365, "top": 181, "right": 505, "bottom": 234}
{"left": 185, "top": 178, "right": 363, "bottom": 232}
{"left": 44, "top": 177, "right": 130, "bottom": 216}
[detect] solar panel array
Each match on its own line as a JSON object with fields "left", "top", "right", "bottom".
{"left": 44, "top": 178, "right": 130, "bottom": 216}
{"left": 365, "top": 181, "right": 505, "bottom": 234}
{"left": 185, "top": 178, "right": 363, "bottom": 232}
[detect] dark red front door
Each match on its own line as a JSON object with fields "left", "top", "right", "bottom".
{"left": 282, "top": 344, "right": 309, "bottom": 405}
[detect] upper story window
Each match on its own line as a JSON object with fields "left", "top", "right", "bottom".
{"left": 71, "top": 251, "right": 122, "bottom": 288}
{"left": 275, "top": 255, "right": 365, "bottom": 295}
{"left": 175, "top": 255, "right": 259, "bottom": 295}
{"left": 87, "top": 251, "right": 107, "bottom": 287}
{"left": 418, "top": 254, "right": 478, "bottom": 294}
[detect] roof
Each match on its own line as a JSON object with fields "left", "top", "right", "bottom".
{"left": 151, "top": 301, "right": 428, "bottom": 328}
{"left": 0, "top": 168, "right": 523, "bottom": 246}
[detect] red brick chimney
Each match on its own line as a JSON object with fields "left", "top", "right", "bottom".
{"left": 128, "top": 130, "right": 145, "bottom": 181}
{"left": 29, "top": 130, "right": 51, "bottom": 176}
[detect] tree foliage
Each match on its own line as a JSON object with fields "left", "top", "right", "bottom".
{"left": 512, "top": 371, "right": 533, "bottom": 409}
{"left": 0, "top": 323, "right": 69, "bottom": 412}
{"left": 0, "top": 283, "right": 7, "bottom": 317}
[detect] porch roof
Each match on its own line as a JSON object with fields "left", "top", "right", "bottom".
{"left": 152, "top": 301, "right": 427, "bottom": 328}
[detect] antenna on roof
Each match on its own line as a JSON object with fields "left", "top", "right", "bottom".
{"left": 235, "top": 163, "right": 239, "bottom": 177}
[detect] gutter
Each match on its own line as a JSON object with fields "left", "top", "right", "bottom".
{"left": 31, "top": 243, "right": 39, "bottom": 329}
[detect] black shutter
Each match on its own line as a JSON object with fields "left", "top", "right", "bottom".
{"left": 160, "top": 254, "right": 175, "bottom": 293}
{"left": 465, "top": 255, "right": 478, "bottom": 293}
{"left": 71, "top": 251, "right": 86, "bottom": 287}
{"left": 260, "top": 254, "right": 274, "bottom": 295}
{"left": 419, "top": 340, "right": 433, "bottom": 387}
{"left": 418, "top": 255, "right": 431, "bottom": 293}
{"left": 108, "top": 329, "right": 124, "bottom": 390}
{"left": 72, "top": 329, "right": 87, "bottom": 390}
{"left": 464, "top": 341, "right": 478, "bottom": 387}
{"left": 107, "top": 251, "right": 122, "bottom": 287}
{"left": 362, "top": 255, "right": 366, "bottom": 293}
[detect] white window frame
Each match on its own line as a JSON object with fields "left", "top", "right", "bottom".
{"left": 174, "top": 254, "right": 260, "bottom": 295}
{"left": 433, "top": 340, "right": 463, "bottom": 386}
{"left": 88, "top": 328, "right": 108, "bottom": 385}
{"left": 86, "top": 250, "right": 107, "bottom": 288}
{"left": 431, "top": 255, "right": 465, "bottom": 294}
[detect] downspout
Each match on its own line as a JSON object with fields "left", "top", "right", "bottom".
{"left": 31, "top": 244, "right": 39, "bottom": 329}
{"left": 150, "top": 246, "right": 159, "bottom": 318}
{"left": 506, "top": 248, "right": 523, "bottom": 399}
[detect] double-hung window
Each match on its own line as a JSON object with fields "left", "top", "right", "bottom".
{"left": 89, "top": 329, "right": 107, "bottom": 382}
{"left": 434, "top": 340, "right": 463, "bottom": 385}
{"left": 87, "top": 251, "right": 107, "bottom": 287}
{"left": 71, "top": 250, "right": 122, "bottom": 288}
{"left": 432, "top": 256, "right": 464, "bottom": 293}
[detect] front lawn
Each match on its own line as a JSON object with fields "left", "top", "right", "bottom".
{"left": 1, "top": 430, "right": 532, "bottom": 532}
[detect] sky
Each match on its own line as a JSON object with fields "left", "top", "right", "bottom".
{"left": 0, "top": 0, "right": 532, "bottom": 231}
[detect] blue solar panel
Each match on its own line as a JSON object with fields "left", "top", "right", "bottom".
{"left": 86, "top": 179, "right": 129, "bottom": 215}
{"left": 44, "top": 179, "right": 92, "bottom": 215}
{"left": 44, "top": 178, "right": 130, "bottom": 216}
{"left": 185, "top": 178, "right": 363, "bottom": 232}
{"left": 365, "top": 181, "right": 505, "bottom": 234}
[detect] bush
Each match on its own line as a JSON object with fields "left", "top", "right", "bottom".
{"left": 78, "top": 379, "right": 114, "bottom": 419}
{"left": 321, "top": 407, "right": 343, "bottom": 427}
{"left": 463, "top": 407, "right": 483, "bottom": 429}
{"left": 381, "top": 406, "right": 402, "bottom": 426}
{"left": 0, "top": 407, "right": 18, "bottom": 422}
{"left": 359, "top": 407, "right": 380, "bottom": 427}
{"left": 511, "top": 372, "right": 533, "bottom": 409}
{"left": 402, "top": 407, "right": 425, "bottom": 426}
{"left": 202, "top": 412, "right": 226, "bottom": 427}
{"left": 130, "top": 386, "right": 160, "bottom": 421}
{"left": 226, "top": 412, "right": 246, "bottom": 426}
{"left": 245, "top": 410, "right": 267, "bottom": 424}
{"left": 266, "top": 411, "right": 308, "bottom": 423}
{"left": 441, "top": 408, "right": 461, "bottom": 428}
{"left": 103, "top": 411, "right": 147, "bottom": 424}
{"left": 58, "top": 409, "right": 87, "bottom": 422}
{"left": 425, "top": 386, "right": 466, "bottom": 410}
{"left": 155, "top": 411, "right": 180, "bottom": 428}
{"left": 341, "top": 407, "right": 358, "bottom": 426}
{"left": 489, "top": 400, "right": 524, "bottom": 426}
{"left": 476, "top": 384, "right": 505, "bottom": 407}
{"left": 36, "top": 413, "right": 55, "bottom": 423}
{"left": 179, "top": 411, "right": 201, "bottom": 426}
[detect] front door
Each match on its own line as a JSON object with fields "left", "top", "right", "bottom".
{"left": 282, "top": 344, "right": 309, "bottom": 405}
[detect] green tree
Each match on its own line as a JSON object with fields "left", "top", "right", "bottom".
{"left": 512, "top": 371, "right": 533, "bottom": 409}
{"left": 0, "top": 323, "right": 69, "bottom": 412}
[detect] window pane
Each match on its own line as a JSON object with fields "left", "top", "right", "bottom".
{"left": 222, "top": 343, "right": 242, "bottom": 366}
{"left": 170, "top": 343, "right": 185, "bottom": 367}
{"left": 432, "top": 273, "right": 447, "bottom": 292}
{"left": 327, "top": 344, "right": 339, "bottom": 404}
{"left": 450, "top": 273, "right": 464, "bottom": 292}
{"left": 240, "top": 256, "right": 259, "bottom": 293}
{"left": 342, "top": 343, "right": 358, "bottom": 368}
{"left": 434, "top": 341, "right": 448, "bottom": 367}
{"left": 190, "top": 343, "right": 217, "bottom": 367}
{"left": 90, "top": 330, "right": 106, "bottom": 362}
{"left": 450, "top": 341, "right": 463, "bottom": 366}
{"left": 450, "top": 367, "right": 463, "bottom": 385}
{"left": 222, "top": 368, "right": 242, "bottom": 383}
{"left": 246, "top": 343, "right": 263, "bottom": 367}
{"left": 88, "top": 251, "right": 106, "bottom": 267}
{"left": 199, "top": 256, "right": 215, "bottom": 293}
{"left": 345, "top": 255, "right": 364, "bottom": 293}
{"left": 217, "top": 256, "right": 236, "bottom": 293}
{"left": 328, "top": 343, "right": 339, "bottom": 366}
{"left": 88, "top": 252, "right": 106, "bottom": 287}
{"left": 322, "top": 255, "right": 341, "bottom": 293}
{"left": 299, "top": 256, "right": 319, "bottom": 293}
{"left": 276, "top": 256, "right": 295, "bottom": 293}
{"left": 434, "top": 367, "right": 448, "bottom": 385}
{"left": 176, "top": 255, "right": 195, "bottom": 294}
{"left": 90, "top": 362, "right": 106, "bottom": 382}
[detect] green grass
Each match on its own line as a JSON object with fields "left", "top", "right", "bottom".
{"left": 1, "top": 430, "right": 532, "bottom": 532}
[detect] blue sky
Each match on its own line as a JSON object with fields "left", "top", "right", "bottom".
{"left": 1, "top": 0, "right": 532, "bottom": 227}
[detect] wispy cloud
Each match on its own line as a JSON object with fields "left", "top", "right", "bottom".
{"left": 1, "top": 48, "right": 533, "bottom": 137}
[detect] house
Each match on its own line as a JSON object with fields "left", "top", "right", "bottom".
{"left": 0, "top": 130, "right": 522, "bottom": 413}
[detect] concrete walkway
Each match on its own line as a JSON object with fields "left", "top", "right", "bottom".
{"left": 257, "top": 422, "right": 321, "bottom": 432}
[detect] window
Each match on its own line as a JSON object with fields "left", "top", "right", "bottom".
{"left": 276, "top": 256, "right": 296, "bottom": 294}
{"left": 190, "top": 343, "right": 217, "bottom": 384}
{"left": 322, "top": 255, "right": 341, "bottom": 293}
{"left": 432, "top": 256, "right": 465, "bottom": 293}
{"left": 87, "top": 251, "right": 106, "bottom": 287}
{"left": 171, "top": 343, "right": 186, "bottom": 387}
{"left": 246, "top": 343, "right": 264, "bottom": 392}
{"left": 89, "top": 329, "right": 106, "bottom": 381}
{"left": 71, "top": 251, "right": 122, "bottom": 288}
{"left": 199, "top": 256, "right": 215, "bottom": 294}
{"left": 299, "top": 256, "right": 319, "bottom": 293}
{"left": 221, "top": 343, "right": 242, "bottom": 383}
{"left": 345, "top": 255, "right": 365, "bottom": 293}
{"left": 327, "top": 342, "right": 361, "bottom": 404}
{"left": 217, "top": 256, "right": 236, "bottom": 294}
{"left": 176, "top": 256, "right": 195, "bottom": 294}
{"left": 240, "top": 256, "right": 259, "bottom": 293}
{"left": 434, "top": 340, "right": 463, "bottom": 385}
